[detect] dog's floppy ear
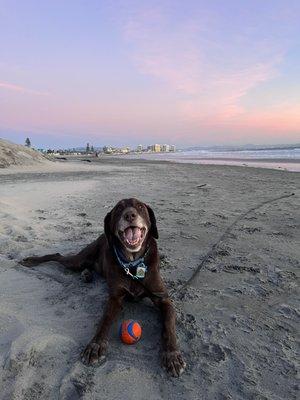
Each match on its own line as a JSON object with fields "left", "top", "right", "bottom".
{"left": 104, "top": 211, "right": 112, "bottom": 244}
{"left": 146, "top": 205, "right": 159, "bottom": 239}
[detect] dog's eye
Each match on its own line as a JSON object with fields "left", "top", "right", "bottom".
{"left": 138, "top": 204, "right": 144, "bottom": 210}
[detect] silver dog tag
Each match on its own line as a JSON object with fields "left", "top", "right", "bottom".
{"left": 136, "top": 265, "right": 146, "bottom": 278}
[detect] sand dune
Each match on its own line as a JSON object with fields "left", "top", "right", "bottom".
{"left": 0, "top": 139, "right": 49, "bottom": 168}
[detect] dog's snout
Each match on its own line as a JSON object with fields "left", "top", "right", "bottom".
{"left": 124, "top": 210, "right": 137, "bottom": 222}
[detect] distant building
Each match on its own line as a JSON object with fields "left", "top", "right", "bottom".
{"left": 170, "top": 145, "right": 176, "bottom": 152}
{"left": 103, "top": 146, "right": 113, "bottom": 154}
{"left": 137, "top": 144, "right": 143, "bottom": 152}
{"left": 161, "top": 144, "right": 170, "bottom": 152}
{"left": 151, "top": 144, "right": 161, "bottom": 152}
{"left": 120, "top": 147, "right": 130, "bottom": 154}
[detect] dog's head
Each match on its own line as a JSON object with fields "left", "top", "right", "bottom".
{"left": 104, "top": 198, "right": 158, "bottom": 253}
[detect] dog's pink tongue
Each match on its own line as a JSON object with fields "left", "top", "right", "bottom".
{"left": 124, "top": 227, "right": 141, "bottom": 242}
{"left": 125, "top": 227, "right": 133, "bottom": 241}
{"left": 132, "top": 227, "right": 141, "bottom": 241}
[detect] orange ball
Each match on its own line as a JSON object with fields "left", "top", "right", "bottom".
{"left": 119, "top": 320, "right": 142, "bottom": 344}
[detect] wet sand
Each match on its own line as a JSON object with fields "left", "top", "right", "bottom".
{"left": 120, "top": 152, "right": 300, "bottom": 172}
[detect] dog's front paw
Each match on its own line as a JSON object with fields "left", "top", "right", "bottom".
{"left": 81, "top": 341, "right": 107, "bottom": 365}
{"left": 162, "top": 350, "right": 186, "bottom": 377}
{"left": 81, "top": 268, "right": 93, "bottom": 283}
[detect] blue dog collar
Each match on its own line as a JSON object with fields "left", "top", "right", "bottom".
{"left": 113, "top": 245, "right": 148, "bottom": 280}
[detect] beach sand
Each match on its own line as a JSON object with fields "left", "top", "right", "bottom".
{"left": 0, "top": 158, "right": 299, "bottom": 400}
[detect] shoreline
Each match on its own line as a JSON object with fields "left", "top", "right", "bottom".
{"left": 112, "top": 153, "right": 300, "bottom": 172}
{"left": 1, "top": 155, "right": 300, "bottom": 177}
{"left": 2, "top": 151, "right": 299, "bottom": 176}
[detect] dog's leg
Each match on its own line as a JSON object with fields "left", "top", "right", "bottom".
{"left": 20, "top": 253, "right": 85, "bottom": 271}
{"left": 20, "top": 237, "right": 102, "bottom": 272}
{"left": 81, "top": 294, "right": 125, "bottom": 365}
{"left": 152, "top": 297, "right": 186, "bottom": 377}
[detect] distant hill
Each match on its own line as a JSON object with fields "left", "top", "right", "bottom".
{"left": 0, "top": 139, "right": 49, "bottom": 168}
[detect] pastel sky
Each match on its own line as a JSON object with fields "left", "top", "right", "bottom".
{"left": 0, "top": 0, "right": 300, "bottom": 148}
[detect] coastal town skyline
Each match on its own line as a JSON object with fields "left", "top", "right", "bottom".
{"left": 1, "top": 1, "right": 300, "bottom": 148}
{"left": 35, "top": 142, "right": 177, "bottom": 154}
{"left": 22, "top": 136, "right": 299, "bottom": 155}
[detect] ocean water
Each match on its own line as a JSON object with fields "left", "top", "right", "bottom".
{"left": 125, "top": 148, "right": 300, "bottom": 172}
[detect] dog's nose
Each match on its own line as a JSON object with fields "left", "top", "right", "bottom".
{"left": 124, "top": 211, "right": 137, "bottom": 222}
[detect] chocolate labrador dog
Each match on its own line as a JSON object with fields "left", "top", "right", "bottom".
{"left": 21, "top": 198, "right": 186, "bottom": 377}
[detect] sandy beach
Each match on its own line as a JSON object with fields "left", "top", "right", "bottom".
{"left": 0, "top": 158, "right": 299, "bottom": 400}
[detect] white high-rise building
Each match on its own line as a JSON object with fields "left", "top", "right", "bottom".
{"left": 151, "top": 144, "right": 161, "bottom": 152}
{"left": 161, "top": 144, "right": 170, "bottom": 152}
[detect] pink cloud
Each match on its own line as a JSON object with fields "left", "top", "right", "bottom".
{"left": 120, "top": 5, "right": 285, "bottom": 127}
{"left": 181, "top": 59, "right": 282, "bottom": 122}
{"left": 0, "top": 81, "right": 49, "bottom": 96}
{"left": 236, "top": 103, "right": 300, "bottom": 132}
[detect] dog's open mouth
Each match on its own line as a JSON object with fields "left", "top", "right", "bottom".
{"left": 120, "top": 226, "right": 146, "bottom": 249}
